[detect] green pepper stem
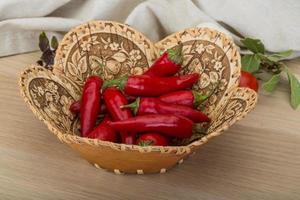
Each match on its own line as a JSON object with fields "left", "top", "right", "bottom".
{"left": 167, "top": 43, "right": 183, "bottom": 64}
{"left": 120, "top": 97, "right": 140, "bottom": 115}
{"left": 192, "top": 123, "right": 206, "bottom": 135}
{"left": 102, "top": 75, "right": 128, "bottom": 90}
{"left": 138, "top": 140, "right": 154, "bottom": 146}
{"left": 193, "top": 81, "right": 221, "bottom": 108}
{"left": 193, "top": 91, "right": 209, "bottom": 108}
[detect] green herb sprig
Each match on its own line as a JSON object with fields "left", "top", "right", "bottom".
{"left": 37, "top": 32, "right": 58, "bottom": 69}
{"left": 240, "top": 38, "right": 300, "bottom": 109}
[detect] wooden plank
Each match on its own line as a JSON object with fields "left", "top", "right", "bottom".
{"left": 0, "top": 52, "right": 299, "bottom": 199}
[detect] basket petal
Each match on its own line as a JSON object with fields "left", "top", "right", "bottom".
{"left": 19, "top": 65, "right": 81, "bottom": 135}
{"left": 208, "top": 87, "right": 258, "bottom": 134}
{"left": 54, "top": 21, "right": 158, "bottom": 88}
{"left": 155, "top": 27, "right": 241, "bottom": 119}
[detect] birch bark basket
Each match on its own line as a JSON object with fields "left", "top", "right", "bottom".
{"left": 19, "top": 20, "right": 257, "bottom": 174}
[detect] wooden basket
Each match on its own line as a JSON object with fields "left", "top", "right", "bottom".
{"left": 19, "top": 20, "right": 257, "bottom": 174}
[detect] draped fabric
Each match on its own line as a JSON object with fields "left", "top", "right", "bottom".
{"left": 1, "top": 0, "right": 299, "bottom": 57}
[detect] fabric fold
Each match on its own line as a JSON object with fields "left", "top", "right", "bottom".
{"left": 0, "top": 0, "right": 299, "bottom": 57}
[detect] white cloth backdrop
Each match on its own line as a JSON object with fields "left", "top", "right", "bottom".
{"left": 1, "top": 0, "right": 300, "bottom": 57}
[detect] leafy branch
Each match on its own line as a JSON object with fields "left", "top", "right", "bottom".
{"left": 240, "top": 37, "right": 300, "bottom": 109}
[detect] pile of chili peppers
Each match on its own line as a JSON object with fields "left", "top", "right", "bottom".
{"left": 69, "top": 44, "right": 211, "bottom": 146}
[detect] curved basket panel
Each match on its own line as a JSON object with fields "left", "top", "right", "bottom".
{"left": 19, "top": 66, "right": 80, "bottom": 135}
{"left": 68, "top": 142, "right": 187, "bottom": 174}
{"left": 156, "top": 28, "right": 241, "bottom": 119}
{"left": 54, "top": 21, "right": 158, "bottom": 87}
{"left": 207, "top": 87, "right": 258, "bottom": 134}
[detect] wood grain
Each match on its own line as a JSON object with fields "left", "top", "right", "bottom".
{"left": 0, "top": 52, "right": 300, "bottom": 200}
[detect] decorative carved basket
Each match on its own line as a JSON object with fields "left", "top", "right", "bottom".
{"left": 19, "top": 21, "right": 257, "bottom": 174}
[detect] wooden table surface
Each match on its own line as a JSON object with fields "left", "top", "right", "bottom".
{"left": 0, "top": 52, "right": 299, "bottom": 200}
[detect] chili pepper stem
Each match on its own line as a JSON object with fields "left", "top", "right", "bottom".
{"left": 138, "top": 140, "right": 154, "bottom": 146}
{"left": 193, "top": 123, "right": 206, "bottom": 135}
{"left": 193, "top": 91, "right": 209, "bottom": 108}
{"left": 120, "top": 98, "right": 140, "bottom": 115}
{"left": 102, "top": 75, "right": 128, "bottom": 90}
{"left": 194, "top": 80, "right": 221, "bottom": 108}
{"left": 167, "top": 43, "right": 183, "bottom": 64}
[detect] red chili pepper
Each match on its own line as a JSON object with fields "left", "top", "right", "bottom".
{"left": 158, "top": 90, "right": 208, "bottom": 108}
{"left": 144, "top": 44, "right": 183, "bottom": 77}
{"left": 137, "top": 132, "right": 169, "bottom": 146}
{"left": 87, "top": 116, "right": 117, "bottom": 142}
{"left": 99, "top": 103, "right": 107, "bottom": 114}
{"left": 80, "top": 76, "right": 103, "bottom": 137}
{"left": 109, "top": 114, "right": 203, "bottom": 138}
{"left": 69, "top": 100, "right": 106, "bottom": 115}
{"left": 123, "top": 98, "right": 210, "bottom": 122}
{"left": 103, "top": 87, "right": 136, "bottom": 144}
{"left": 103, "top": 73, "right": 199, "bottom": 97}
{"left": 69, "top": 100, "right": 81, "bottom": 114}
{"left": 124, "top": 94, "right": 137, "bottom": 103}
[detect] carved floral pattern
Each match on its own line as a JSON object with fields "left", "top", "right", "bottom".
{"left": 208, "top": 87, "right": 257, "bottom": 133}
{"left": 28, "top": 77, "right": 76, "bottom": 133}
{"left": 63, "top": 33, "right": 149, "bottom": 86}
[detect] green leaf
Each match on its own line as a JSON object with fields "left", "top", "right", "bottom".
{"left": 241, "top": 38, "right": 265, "bottom": 54}
{"left": 266, "top": 50, "right": 293, "bottom": 62}
{"left": 262, "top": 73, "right": 281, "bottom": 93}
{"left": 39, "top": 32, "right": 49, "bottom": 52}
{"left": 286, "top": 69, "right": 300, "bottom": 109}
{"left": 51, "top": 36, "right": 58, "bottom": 50}
{"left": 275, "top": 49, "right": 293, "bottom": 58}
{"left": 241, "top": 54, "right": 261, "bottom": 73}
